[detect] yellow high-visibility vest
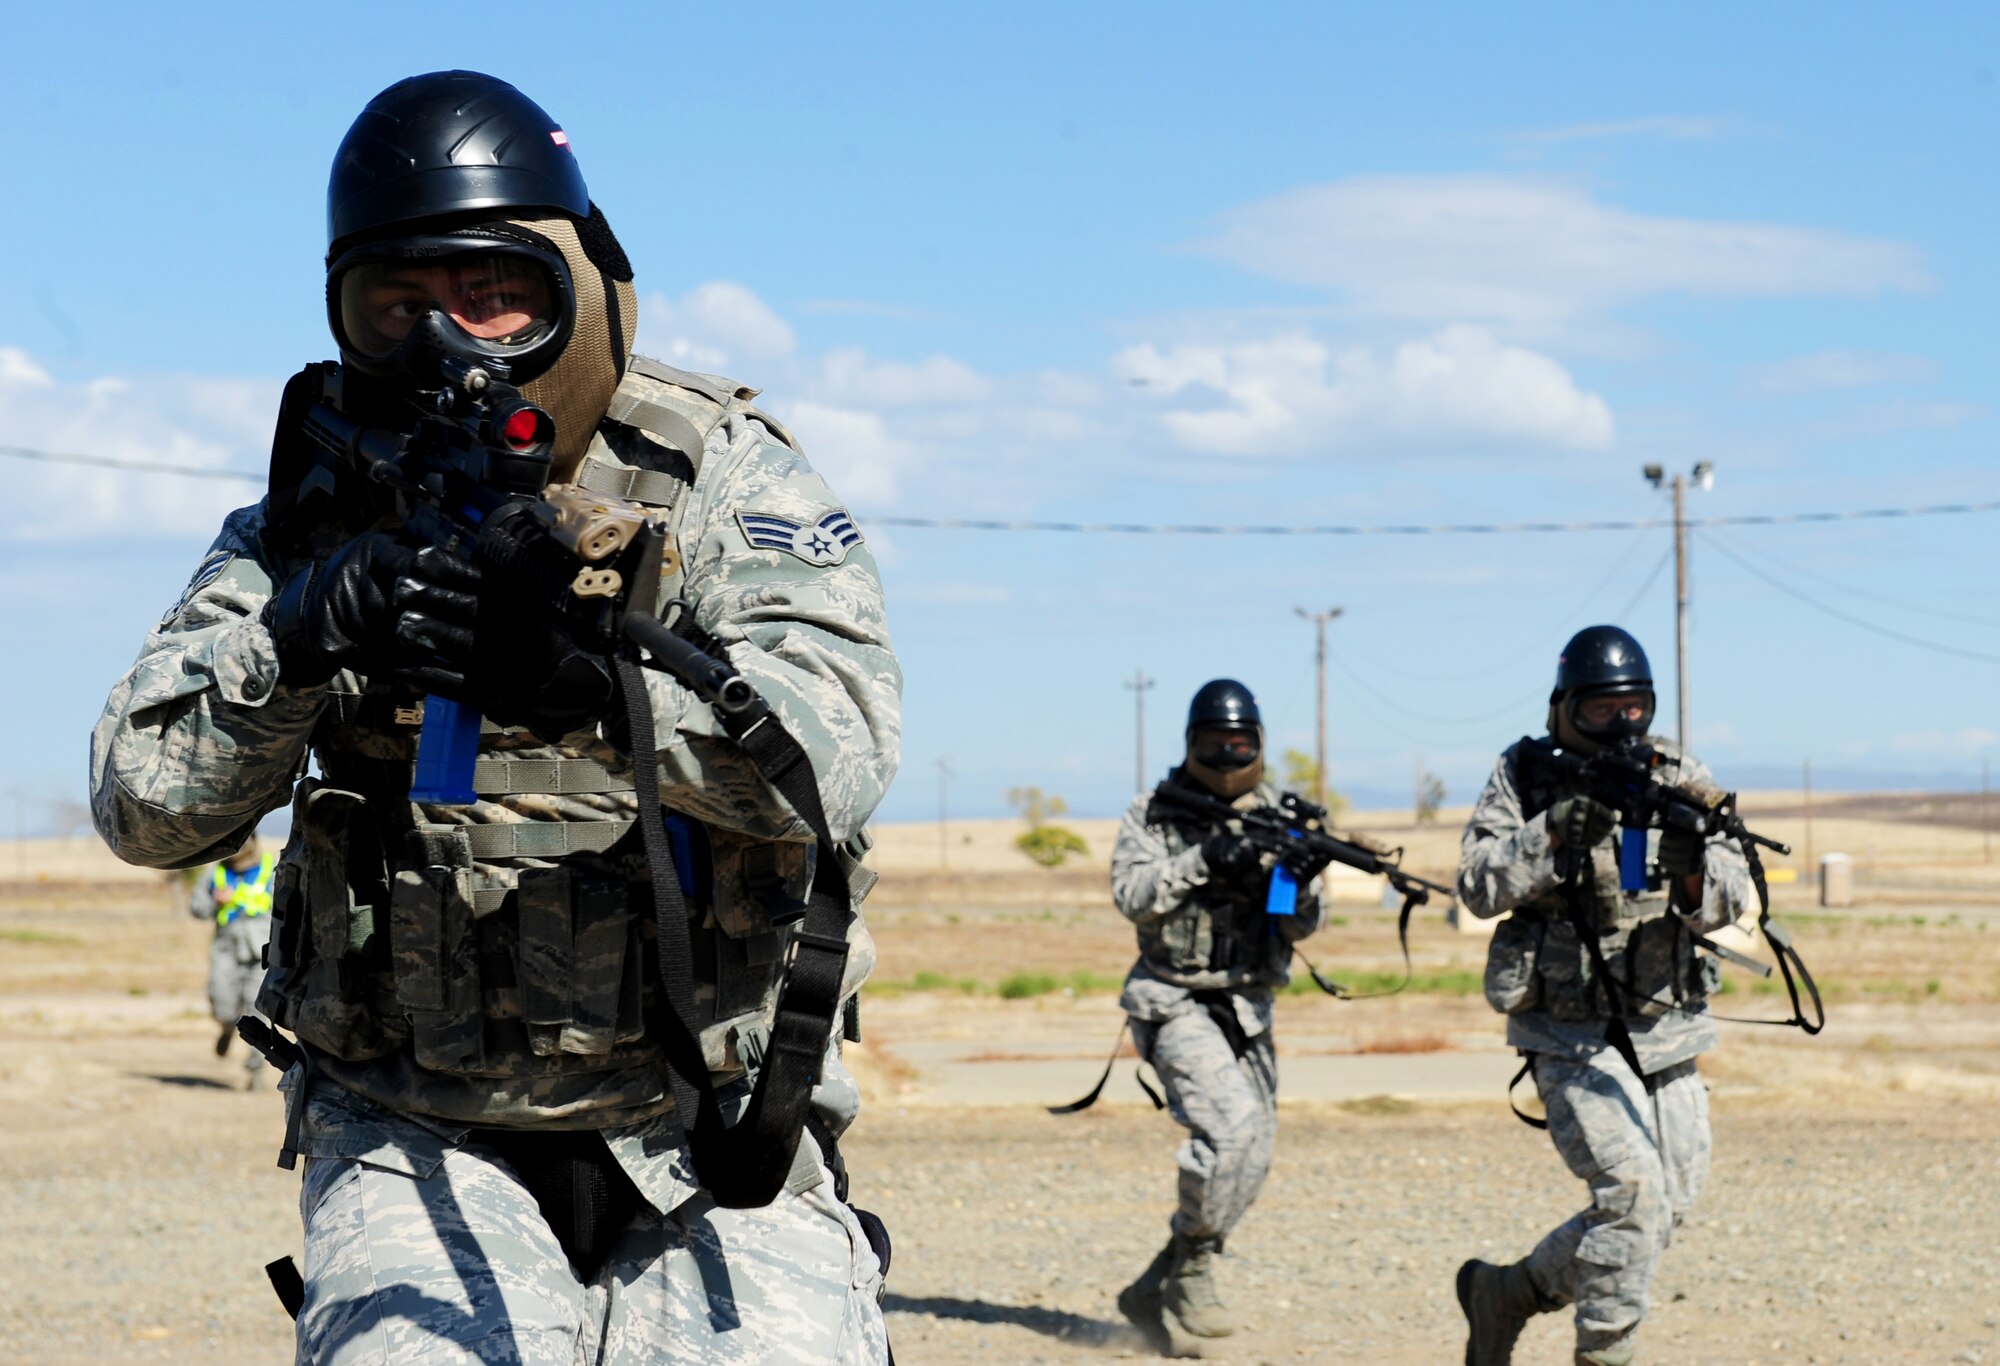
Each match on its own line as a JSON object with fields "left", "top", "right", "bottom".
{"left": 212, "top": 853, "right": 278, "bottom": 926}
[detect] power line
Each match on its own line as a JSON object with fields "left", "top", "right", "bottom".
{"left": 1696, "top": 530, "right": 2000, "bottom": 665}
{"left": 1, "top": 442, "right": 1996, "bottom": 536}
{"left": 1704, "top": 524, "right": 2000, "bottom": 629}
{"left": 0, "top": 443, "right": 260, "bottom": 482}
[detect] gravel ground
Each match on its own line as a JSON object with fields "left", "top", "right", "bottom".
{"left": 2, "top": 1005, "right": 1996, "bottom": 1365}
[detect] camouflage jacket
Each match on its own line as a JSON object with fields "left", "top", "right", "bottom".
{"left": 91, "top": 357, "right": 901, "bottom": 1170}
{"left": 1457, "top": 736, "right": 1752, "bottom": 1072}
{"left": 1112, "top": 768, "right": 1324, "bottom": 1023}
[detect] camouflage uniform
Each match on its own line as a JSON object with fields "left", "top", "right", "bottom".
{"left": 1458, "top": 736, "right": 1751, "bottom": 1361}
{"left": 189, "top": 856, "right": 277, "bottom": 1084}
{"left": 92, "top": 357, "right": 900, "bottom": 1364}
{"left": 1111, "top": 770, "right": 1323, "bottom": 1243}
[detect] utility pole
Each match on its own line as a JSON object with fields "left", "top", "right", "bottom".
{"left": 1983, "top": 758, "right": 1991, "bottom": 865}
{"left": 1802, "top": 759, "right": 1814, "bottom": 887}
{"left": 1643, "top": 462, "right": 1712, "bottom": 748}
{"left": 935, "top": 758, "right": 952, "bottom": 869}
{"left": 1124, "top": 670, "right": 1154, "bottom": 793}
{"left": 1294, "top": 606, "right": 1344, "bottom": 809}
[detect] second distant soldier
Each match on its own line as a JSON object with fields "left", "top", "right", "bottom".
{"left": 1111, "top": 679, "right": 1327, "bottom": 1345}
{"left": 190, "top": 835, "right": 278, "bottom": 1087}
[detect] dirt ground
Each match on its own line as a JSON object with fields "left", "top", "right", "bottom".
{"left": 2, "top": 802, "right": 1997, "bottom": 1364}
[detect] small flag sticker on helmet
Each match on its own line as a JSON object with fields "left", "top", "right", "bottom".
{"left": 551, "top": 130, "right": 571, "bottom": 149}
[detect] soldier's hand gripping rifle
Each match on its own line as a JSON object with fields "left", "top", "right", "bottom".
{"left": 1516, "top": 735, "right": 1824, "bottom": 1037}
{"left": 291, "top": 355, "right": 756, "bottom": 799}
{"left": 1149, "top": 783, "right": 1456, "bottom": 998}
{"left": 286, "top": 357, "right": 849, "bottom": 1210}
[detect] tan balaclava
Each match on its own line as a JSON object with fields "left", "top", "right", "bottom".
{"left": 503, "top": 213, "right": 638, "bottom": 479}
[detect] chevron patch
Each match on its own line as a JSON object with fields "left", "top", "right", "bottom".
{"left": 735, "top": 508, "right": 863, "bottom": 566}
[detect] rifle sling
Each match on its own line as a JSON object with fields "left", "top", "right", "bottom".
{"left": 616, "top": 655, "right": 852, "bottom": 1211}
{"left": 1294, "top": 888, "right": 1422, "bottom": 1000}
{"left": 1047, "top": 1017, "right": 1166, "bottom": 1115}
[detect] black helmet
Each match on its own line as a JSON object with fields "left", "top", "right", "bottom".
{"left": 321, "top": 71, "right": 637, "bottom": 469}
{"left": 1184, "top": 679, "right": 1264, "bottom": 798}
{"left": 327, "top": 70, "right": 589, "bottom": 249}
{"left": 1550, "top": 625, "right": 1655, "bottom": 747}
{"left": 1186, "top": 679, "right": 1262, "bottom": 734}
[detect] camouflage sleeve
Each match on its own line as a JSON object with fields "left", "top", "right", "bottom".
{"left": 1110, "top": 792, "right": 1209, "bottom": 925}
{"left": 1456, "top": 744, "right": 1561, "bottom": 919}
{"left": 631, "top": 422, "right": 900, "bottom": 845}
{"left": 90, "top": 504, "right": 323, "bottom": 869}
{"left": 1676, "top": 751, "right": 1756, "bottom": 929}
{"left": 188, "top": 872, "right": 212, "bottom": 920}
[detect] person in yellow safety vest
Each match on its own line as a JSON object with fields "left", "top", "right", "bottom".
{"left": 187, "top": 836, "right": 277, "bottom": 1088}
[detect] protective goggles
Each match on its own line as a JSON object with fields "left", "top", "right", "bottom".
{"left": 327, "top": 235, "right": 574, "bottom": 384}
{"left": 1190, "top": 726, "right": 1262, "bottom": 771}
{"left": 1568, "top": 688, "right": 1656, "bottom": 740}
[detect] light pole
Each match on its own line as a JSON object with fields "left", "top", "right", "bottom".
{"left": 1641, "top": 461, "right": 1712, "bottom": 748}
{"left": 1124, "top": 670, "right": 1155, "bottom": 793}
{"left": 1294, "top": 606, "right": 1344, "bottom": 809}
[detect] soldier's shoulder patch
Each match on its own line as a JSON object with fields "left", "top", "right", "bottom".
{"left": 734, "top": 507, "right": 862, "bottom": 567}
{"left": 162, "top": 550, "right": 236, "bottom": 625}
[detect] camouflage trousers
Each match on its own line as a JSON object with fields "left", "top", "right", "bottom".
{"left": 208, "top": 930, "right": 268, "bottom": 1077}
{"left": 1131, "top": 997, "right": 1279, "bottom": 1241}
{"left": 295, "top": 1138, "right": 888, "bottom": 1365}
{"left": 1524, "top": 1048, "right": 1711, "bottom": 1358}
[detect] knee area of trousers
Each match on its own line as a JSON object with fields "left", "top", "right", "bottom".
{"left": 1578, "top": 1159, "right": 1670, "bottom": 1267}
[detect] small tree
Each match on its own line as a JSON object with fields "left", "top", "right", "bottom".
{"left": 1007, "top": 786, "right": 1090, "bottom": 868}
{"left": 1281, "top": 749, "right": 1346, "bottom": 819}
{"left": 1415, "top": 772, "right": 1447, "bottom": 824}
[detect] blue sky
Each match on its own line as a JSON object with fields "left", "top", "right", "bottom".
{"left": 3, "top": 2, "right": 1996, "bottom": 828}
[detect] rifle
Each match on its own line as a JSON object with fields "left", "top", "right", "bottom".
{"left": 291, "top": 356, "right": 753, "bottom": 800}
{"left": 1149, "top": 782, "right": 1455, "bottom": 999}
{"left": 275, "top": 356, "right": 849, "bottom": 1210}
{"left": 1515, "top": 735, "right": 1823, "bottom": 1044}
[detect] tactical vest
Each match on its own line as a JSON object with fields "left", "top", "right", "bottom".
{"left": 1482, "top": 736, "right": 1718, "bottom": 1024}
{"left": 256, "top": 356, "right": 843, "bottom": 1123}
{"left": 1133, "top": 774, "right": 1291, "bottom": 986}
{"left": 213, "top": 853, "right": 277, "bottom": 925}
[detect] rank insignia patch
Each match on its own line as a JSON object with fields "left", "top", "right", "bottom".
{"left": 735, "top": 508, "right": 863, "bottom": 566}
{"left": 161, "top": 550, "right": 236, "bottom": 626}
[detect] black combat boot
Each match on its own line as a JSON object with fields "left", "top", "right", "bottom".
{"left": 1457, "top": 1257, "right": 1553, "bottom": 1365}
{"left": 1116, "top": 1240, "right": 1176, "bottom": 1354}
{"left": 1162, "top": 1233, "right": 1233, "bottom": 1338}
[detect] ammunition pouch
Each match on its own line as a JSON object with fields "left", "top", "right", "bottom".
{"left": 1484, "top": 904, "right": 1709, "bottom": 1023}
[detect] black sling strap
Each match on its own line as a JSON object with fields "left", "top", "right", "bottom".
{"left": 1507, "top": 1055, "right": 1548, "bottom": 1131}
{"left": 1048, "top": 1017, "right": 1166, "bottom": 1115}
{"left": 1293, "top": 888, "right": 1424, "bottom": 999}
{"left": 616, "top": 657, "right": 854, "bottom": 1211}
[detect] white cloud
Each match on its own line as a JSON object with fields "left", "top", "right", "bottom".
{"left": 1749, "top": 349, "right": 1939, "bottom": 393}
{"left": 637, "top": 282, "right": 796, "bottom": 370}
{"left": 809, "top": 349, "right": 992, "bottom": 408}
{"left": 1196, "top": 175, "right": 1928, "bottom": 330}
{"left": 0, "top": 348, "right": 270, "bottom": 544}
{"left": 779, "top": 401, "right": 926, "bottom": 506}
{"left": 1114, "top": 325, "right": 1613, "bottom": 455}
{"left": 1881, "top": 728, "right": 2000, "bottom": 758}
{"left": 1507, "top": 116, "right": 1729, "bottom": 150}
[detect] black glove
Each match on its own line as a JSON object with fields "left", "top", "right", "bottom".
{"left": 467, "top": 615, "right": 617, "bottom": 742}
{"left": 1547, "top": 795, "right": 1616, "bottom": 851}
{"left": 1200, "top": 830, "right": 1264, "bottom": 880}
{"left": 264, "top": 532, "right": 478, "bottom": 691}
{"left": 1656, "top": 824, "right": 1705, "bottom": 878}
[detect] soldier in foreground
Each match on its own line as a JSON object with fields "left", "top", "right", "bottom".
{"left": 1454, "top": 627, "right": 1753, "bottom": 1366}
{"left": 92, "top": 71, "right": 899, "bottom": 1364}
{"left": 1110, "top": 679, "right": 1328, "bottom": 1348}
{"left": 191, "top": 835, "right": 278, "bottom": 1087}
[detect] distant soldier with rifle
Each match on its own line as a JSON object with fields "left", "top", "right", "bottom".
{"left": 1455, "top": 626, "right": 1783, "bottom": 1366}
{"left": 1105, "top": 678, "right": 1333, "bottom": 1348}
{"left": 91, "top": 71, "right": 899, "bottom": 1364}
